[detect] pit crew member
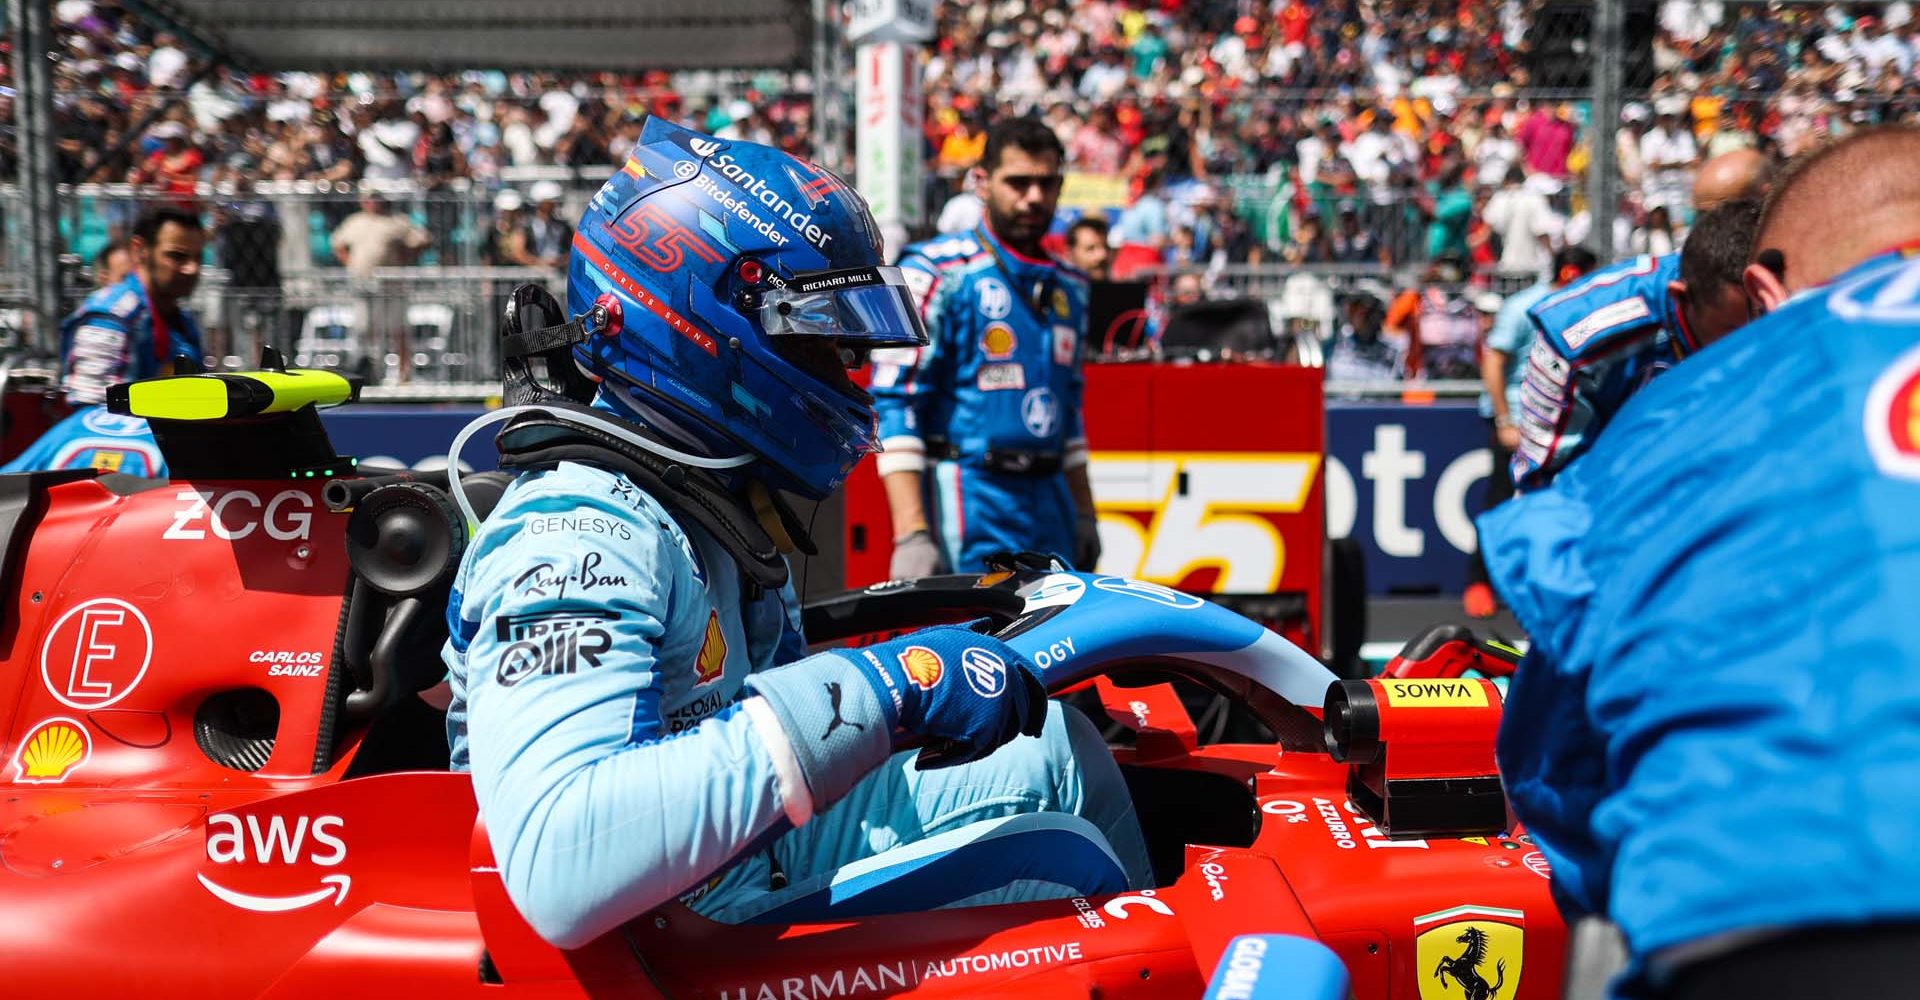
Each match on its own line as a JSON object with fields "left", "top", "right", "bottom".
{"left": 1481, "top": 125, "right": 1920, "bottom": 998}
{"left": 443, "top": 121, "right": 1150, "bottom": 948}
{"left": 872, "top": 118, "right": 1100, "bottom": 579}
{"left": 3, "top": 207, "right": 206, "bottom": 477}
{"left": 1464, "top": 244, "right": 1598, "bottom": 618}
{"left": 1510, "top": 198, "right": 1760, "bottom": 490}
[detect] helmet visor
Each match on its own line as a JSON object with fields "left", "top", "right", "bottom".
{"left": 759, "top": 266, "right": 929, "bottom": 347}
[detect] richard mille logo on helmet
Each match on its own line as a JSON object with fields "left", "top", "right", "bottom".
{"left": 708, "top": 154, "right": 835, "bottom": 250}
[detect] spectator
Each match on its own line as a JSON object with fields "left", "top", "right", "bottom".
{"left": 1331, "top": 202, "right": 1388, "bottom": 267}
{"left": 1642, "top": 97, "right": 1702, "bottom": 218}
{"left": 1616, "top": 102, "right": 1651, "bottom": 193}
{"left": 1385, "top": 259, "right": 1477, "bottom": 381}
{"left": 130, "top": 120, "right": 204, "bottom": 202}
{"left": 332, "top": 192, "right": 428, "bottom": 275}
{"left": 413, "top": 120, "right": 467, "bottom": 189}
{"left": 1631, "top": 202, "right": 1680, "bottom": 256}
{"left": 1482, "top": 168, "right": 1558, "bottom": 278}
{"left": 1065, "top": 216, "right": 1112, "bottom": 280}
{"left": 356, "top": 103, "right": 420, "bottom": 181}
{"left": 1516, "top": 102, "right": 1577, "bottom": 180}
{"left": 1325, "top": 287, "right": 1408, "bottom": 386}
{"left": 331, "top": 192, "right": 429, "bottom": 381}
{"left": 1280, "top": 209, "right": 1334, "bottom": 264}
{"left": 1473, "top": 120, "right": 1521, "bottom": 189}
{"left": 1345, "top": 111, "right": 1417, "bottom": 194}
{"left": 1067, "top": 106, "right": 1126, "bottom": 175}
{"left": 210, "top": 167, "right": 283, "bottom": 356}
{"left": 1424, "top": 163, "right": 1474, "bottom": 262}
{"left": 522, "top": 181, "right": 573, "bottom": 270}
{"left": 484, "top": 189, "right": 529, "bottom": 267}
{"left": 93, "top": 239, "right": 130, "bottom": 290}
{"left": 1112, "top": 171, "right": 1171, "bottom": 249}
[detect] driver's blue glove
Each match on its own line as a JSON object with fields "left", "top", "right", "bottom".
{"left": 848, "top": 623, "right": 1048, "bottom": 768}
{"left": 747, "top": 623, "right": 1046, "bottom": 812}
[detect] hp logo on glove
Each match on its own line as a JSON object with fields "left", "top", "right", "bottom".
{"left": 959, "top": 648, "right": 1007, "bottom": 698}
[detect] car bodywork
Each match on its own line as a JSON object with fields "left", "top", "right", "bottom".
{"left": 0, "top": 370, "right": 1557, "bottom": 998}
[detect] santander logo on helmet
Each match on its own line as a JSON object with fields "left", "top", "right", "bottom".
{"left": 566, "top": 120, "right": 925, "bottom": 501}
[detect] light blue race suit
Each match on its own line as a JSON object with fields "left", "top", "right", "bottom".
{"left": 871, "top": 226, "right": 1090, "bottom": 570}
{"left": 442, "top": 460, "right": 1149, "bottom": 947}
{"left": 1480, "top": 247, "right": 1920, "bottom": 994}
{"left": 4, "top": 274, "right": 204, "bottom": 478}
{"left": 1512, "top": 254, "right": 1689, "bottom": 490}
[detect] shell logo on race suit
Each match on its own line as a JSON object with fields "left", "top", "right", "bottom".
{"left": 897, "top": 646, "right": 943, "bottom": 689}
{"left": 980, "top": 322, "right": 1017, "bottom": 359}
{"left": 1865, "top": 342, "right": 1920, "bottom": 481}
{"left": 695, "top": 610, "right": 728, "bottom": 685}
{"left": 1089, "top": 453, "right": 1320, "bottom": 593}
{"left": 11, "top": 717, "right": 91, "bottom": 784}
{"left": 1415, "top": 905, "right": 1524, "bottom": 1000}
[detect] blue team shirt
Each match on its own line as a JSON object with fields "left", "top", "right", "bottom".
{"left": 872, "top": 227, "right": 1088, "bottom": 464}
{"left": 1482, "top": 248, "right": 1920, "bottom": 987}
{"left": 4, "top": 276, "right": 203, "bottom": 478}
{"left": 1512, "top": 254, "right": 1687, "bottom": 489}
{"left": 59, "top": 274, "right": 205, "bottom": 405}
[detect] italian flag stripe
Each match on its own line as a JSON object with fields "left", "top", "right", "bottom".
{"left": 1414, "top": 905, "right": 1527, "bottom": 926}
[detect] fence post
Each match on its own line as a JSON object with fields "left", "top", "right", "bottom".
{"left": 10, "top": 0, "right": 63, "bottom": 350}
{"left": 1589, "top": 0, "right": 1623, "bottom": 261}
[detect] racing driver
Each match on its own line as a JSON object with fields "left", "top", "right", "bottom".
{"left": 1481, "top": 125, "right": 1920, "bottom": 998}
{"left": 441, "top": 120, "right": 1149, "bottom": 948}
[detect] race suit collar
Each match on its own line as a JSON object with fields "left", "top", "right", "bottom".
{"left": 980, "top": 222, "right": 1053, "bottom": 267}
{"left": 131, "top": 272, "right": 172, "bottom": 363}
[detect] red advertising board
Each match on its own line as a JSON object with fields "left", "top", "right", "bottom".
{"left": 843, "top": 361, "right": 1326, "bottom": 648}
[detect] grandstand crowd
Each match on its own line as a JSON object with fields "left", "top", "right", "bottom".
{"left": 7, "top": 2, "right": 1920, "bottom": 262}
{"left": 4, "top": 1, "right": 1920, "bottom": 379}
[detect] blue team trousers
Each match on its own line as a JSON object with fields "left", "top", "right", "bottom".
{"left": 926, "top": 460, "right": 1077, "bottom": 573}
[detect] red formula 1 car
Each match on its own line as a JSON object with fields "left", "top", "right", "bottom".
{"left": 0, "top": 370, "right": 1559, "bottom": 999}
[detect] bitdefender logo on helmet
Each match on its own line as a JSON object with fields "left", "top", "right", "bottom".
{"left": 707, "top": 154, "right": 835, "bottom": 251}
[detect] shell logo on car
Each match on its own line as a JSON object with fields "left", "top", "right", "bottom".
{"left": 12, "top": 717, "right": 91, "bottom": 784}
{"left": 897, "top": 646, "right": 944, "bottom": 689}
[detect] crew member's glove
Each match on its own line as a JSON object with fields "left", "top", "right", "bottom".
{"left": 747, "top": 623, "right": 1047, "bottom": 809}
{"left": 1073, "top": 512, "right": 1103, "bottom": 572}
{"left": 889, "top": 528, "right": 946, "bottom": 580}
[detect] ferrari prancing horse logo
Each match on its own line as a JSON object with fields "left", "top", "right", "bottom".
{"left": 1416, "top": 905, "right": 1524, "bottom": 1000}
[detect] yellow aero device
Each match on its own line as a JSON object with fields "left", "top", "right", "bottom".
{"left": 101, "top": 359, "right": 364, "bottom": 480}
{"left": 108, "top": 369, "right": 358, "bottom": 421}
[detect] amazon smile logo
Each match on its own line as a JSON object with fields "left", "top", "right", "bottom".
{"left": 200, "top": 812, "right": 352, "bottom": 913}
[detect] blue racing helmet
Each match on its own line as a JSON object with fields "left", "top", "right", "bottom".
{"left": 566, "top": 118, "right": 926, "bottom": 499}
